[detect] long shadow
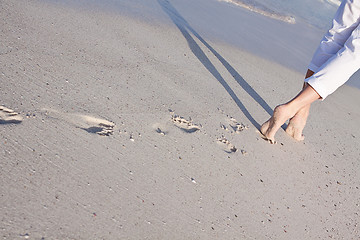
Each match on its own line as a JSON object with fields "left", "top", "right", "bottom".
{"left": 158, "top": 0, "right": 276, "bottom": 130}
{"left": 0, "top": 121, "right": 22, "bottom": 124}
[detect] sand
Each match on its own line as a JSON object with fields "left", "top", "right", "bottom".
{"left": 1, "top": 0, "right": 360, "bottom": 239}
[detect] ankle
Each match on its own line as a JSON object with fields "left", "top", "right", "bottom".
{"left": 280, "top": 103, "right": 298, "bottom": 119}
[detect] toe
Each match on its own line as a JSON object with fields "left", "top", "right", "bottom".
{"left": 295, "top": 134, "right": 305, "bottom": 141}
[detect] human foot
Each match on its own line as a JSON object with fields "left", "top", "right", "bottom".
{"left": 285, "top": 105, "right": 310, "bottom": 141}
{"left": 260, "top": 105, "right": 293, "bottom": 144}
{"left": 261, "top": 83, "right": 320, "bottom": 144}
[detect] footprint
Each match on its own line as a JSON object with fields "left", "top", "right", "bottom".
{"left": 155, "top": 127, "right": 166, "bottom": 135}
{"left": 241, "top": 149, "right": 248, "bottom": 156}
{"left": 152, "top": 123, "right": 168, "bottom": 136}
{"left": 217, "top": 110, "right": 249, "bottom": 134}
{"left": 78, "top": 115, "right": 114, "bottom": 136}
{"left": 220, "top": 123, "right": 229, "bottom": 131}
{"left": 0, "top": 106, "right": 23, "bottom": 124}
{"left": 171, "top": 115, "right": 200, "bottom": 133}
{"left": 42, "top": 108, "right": 115, "bottom": 136}
{"left": 217, "top": 136, "right": 237, "bottom": 153}
{"left": 228, "top": 117, "right": 248, "bottom": 134}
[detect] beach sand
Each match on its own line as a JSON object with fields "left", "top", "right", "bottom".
{"left": 1, "top": 0, "right": 360, "bottom": 239}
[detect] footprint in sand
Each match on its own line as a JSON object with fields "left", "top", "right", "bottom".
{"left": 43, "top": 108, "right": 115, "bottom": 136}
{"left": 228, "top": 117, "right": 249, "bottom": 134}
{"left": 217, "top": 136, "right": 237, "bottom": 153}
{"left": 77, "top": 115, "right": 115, "bottom": 136}
{"left": 217, "top": 108, "right": 249, "bottom": 134}
{"left": 0, "top": 106, "right": 23, "bottom": 124}
{"left": 155, "top": 127, "right": 166, "bottom": 135}
{"left": 171, "top": 115, "right": 200, "bottom": 133}
{"left": 152, "top": 123, "right": 169, "bottom": 136}
{"left": 155, "top": 126, "right": 168, "bottom": 136}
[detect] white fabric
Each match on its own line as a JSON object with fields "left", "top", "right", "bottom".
{"left": 305, "top": 0, "right": 360, "bottom": 99}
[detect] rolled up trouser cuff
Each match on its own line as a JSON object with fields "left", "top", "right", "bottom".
{"left": 304, "top": 76, "right": 329, "bottom": 100}
{"left": 307, "top": 63, "right": 320, "bottom": 73}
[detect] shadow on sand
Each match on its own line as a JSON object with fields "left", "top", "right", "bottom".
{"left": 158, "top": 0, "right": 276, "bottom": 130}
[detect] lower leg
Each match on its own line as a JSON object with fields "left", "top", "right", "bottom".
{"left": 261, "top": 82, "right": 320, "bottom": 143}
{"left": 285, "top": 104, "right": 310, "bottom": 141}
{"left": 286, "top": 70, "right": 315, "bottom": 140}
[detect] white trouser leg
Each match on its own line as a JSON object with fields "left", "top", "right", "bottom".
{"left": 308, "top": 0, "right": 360, "bottom": 72}
{"left": 305, "top": 23, "right": 360, "bottom": 99}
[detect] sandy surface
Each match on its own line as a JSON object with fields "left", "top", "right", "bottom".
{"left": 1, "top": 0, "right": 360, "bottom": 239}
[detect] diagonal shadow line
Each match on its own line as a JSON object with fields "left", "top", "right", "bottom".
{"left": 189, "top": 29, "right": 274, "bottom": 116}
{"left": 158, "top": 0, "right": 274, "bottom": 130}
{"left": 0, "top": 120, "right": 22, "bottom": 124}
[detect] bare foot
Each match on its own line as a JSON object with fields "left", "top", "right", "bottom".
{"left": 285, "top": 105, "right": 310, "bottom": 141}
{"left": 260, "top": 105, "right": 293, "bottom": 144}
{"left": 260, "top": 81, "right": 319, "bottom": 144}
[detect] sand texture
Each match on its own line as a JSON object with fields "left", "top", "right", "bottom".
{"left": 1, "top": 0, "right": 360, "bottom": 239}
